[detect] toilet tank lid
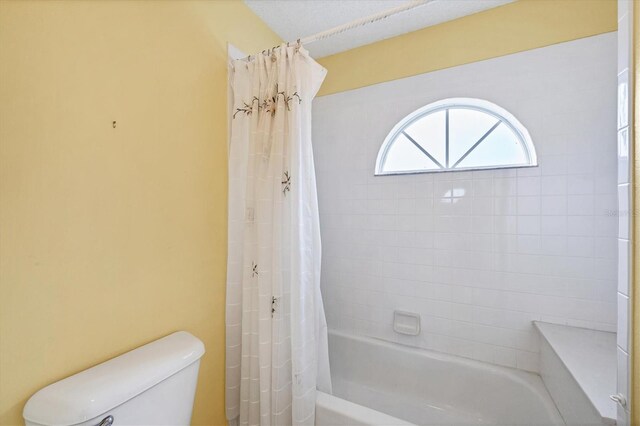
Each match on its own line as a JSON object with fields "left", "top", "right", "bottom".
{"left": 23, "top": 331, "right": 205, "bottom": 426}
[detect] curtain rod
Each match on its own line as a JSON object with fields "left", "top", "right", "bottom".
{"left": 299, "top": 0, "right": 432, "bottom": 45}
{"left": 239, "top": 0, "right": 432, "bottom": 61}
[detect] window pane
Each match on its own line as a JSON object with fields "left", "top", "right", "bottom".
{"left": 382, "top": 134, "right": 440, "bottom": 172}
{"left": 376, "top": 99, "right": 536, "bottom": 175}
{"left": 449, "top": 108, "right": 499, "bottom": 166}
{"left": 403, "top": 110, "right": 446, "bottom": 165}
{"left": 456, "top": 123, "right": 528, "bottom": 169}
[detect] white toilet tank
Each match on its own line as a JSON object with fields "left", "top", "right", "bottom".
{"left": 23, "top": 331, "right": 205, "bottom": 426}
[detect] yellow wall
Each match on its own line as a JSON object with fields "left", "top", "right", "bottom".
{"left": 0, "top": 1, "right": 279, "bottom": 425}
{"left": 317, "top": 0, "right": 617, "bottom": 97}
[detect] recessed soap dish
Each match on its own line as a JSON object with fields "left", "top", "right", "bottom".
{"left": 393, "top": 310, "right": 420, "bottom": 336}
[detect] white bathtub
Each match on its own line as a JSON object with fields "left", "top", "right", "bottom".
{"left": 316, "top": 330, "right": 564, "bottom": 425}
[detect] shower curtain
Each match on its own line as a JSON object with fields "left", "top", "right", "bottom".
{"left": 225, "top": 44, "right": 331, "bottom": 426}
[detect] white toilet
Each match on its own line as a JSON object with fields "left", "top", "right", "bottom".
{"left": 23, "top": 331, "right": 205, "bottom": 426}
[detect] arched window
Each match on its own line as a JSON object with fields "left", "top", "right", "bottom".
{"left": 375, "top": 98, "right": 537, "bottom": 175}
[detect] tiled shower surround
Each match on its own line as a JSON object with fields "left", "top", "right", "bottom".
{"left": 616, "top": 0, "right": 633, "bottom": 423}
{"left": 312, "top": 33, "right": 617, "bottom": 373}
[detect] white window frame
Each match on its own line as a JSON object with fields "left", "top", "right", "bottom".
{"left": 375, "top": 98, "right": 538, "bottom": 175}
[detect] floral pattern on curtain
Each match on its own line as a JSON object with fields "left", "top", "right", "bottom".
{"left": 226, "top": 44, "right": 331, "bottom": 426}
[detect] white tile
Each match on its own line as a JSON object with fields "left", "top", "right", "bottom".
{"left": 540, "top": 236, "right": 567, "bottom": 256}
{"left": 618, "top": 184, "right": 629, "bottom": 239}
{"left": 593, "top": 258, "right": 617, "bottom": 280}
{"left": 594, "top": 236, "right": 617, "bottom": 259}
{"left": 595, "top": 215, "right": 618, "bottom": 238}
{"left": 618, "top": 128, "right": 630, "bottom": 184}
{"left": 367, "top": 199, "right": 397, "bottom": 215}
{"left": 539, "top": 155, "right": 567, "bottom": 176}
{"left": 517, "top": 196, "right": 541, "bottom": 215}
{"left": 568, "top": 195, "right": 594, "bottom": 216}
{"left": 567, "top": 174, "right": 594, "bottom": 195}
{"left": 596, "top": 193, "right": 618, "bottom": 215}
{"left": 567, "top": 236, "right": 595, "bottom": 258}
{"left": 541, "top": 195, "right": 566, "bottom": 216}
{"left": 494, "top": 216, "right": 517, "bottom": 234}
{"left": 517, "top": 177, "right": 541, "bottom": 196}
{"left": 494, "top": 197, "right": 517, "bottom": 215}
{"left": 541, "top": 216, "right": 567, "bottom": 236}
{"left": 617, "top": 70, "right": 629, "bottom": 130}
{"left": 473, "top": 178, "right": 494, "bottom": 196}
{"left": 569, "top": 158, "right": 597, "bottom": 178}
{"left": 517, "top": 217, "right": 541, "bottom": 235}
{"left": 415, "top": 198, "right": 434, "bottom": 214}
{"left": 618, "top": 12, "right": 630, "bottom": 72}
{"left": 517, "top": 235, "right": 541, "bottom": 254}
{"left": 541, "top": 175, "right": 567, "bottom": 195}
{"left": 472, "top": 197, "right": 493, "bottom": 216}
{"left": 618, "top": 239, "right": 629, "bottom": 296}
{"left": 494, "top": 178, "right": 517, "bottom": 197}
{"left": 617, "top": 347, "right": 629, "bottom": 405}
{"left": 567, "top": 216, "right": 595, "bottom": 236}
{"left": 398, "top": 198, "right": 416, "bottom": 215}
{"left": 617, "top": 293, "right": 628, "bottom": 352}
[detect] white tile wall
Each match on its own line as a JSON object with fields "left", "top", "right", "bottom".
{"left": 616, "top": 0, "right": 633, "bottom": 423}
{"left": 313, "top": 33, "right": 618, "bottom": 373}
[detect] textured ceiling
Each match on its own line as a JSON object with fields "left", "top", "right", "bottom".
{"left": 244, "top": 0, "right": 514, "bottom": 58}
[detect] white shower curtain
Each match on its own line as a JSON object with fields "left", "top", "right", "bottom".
{"left": 225, "top": 44, "right": 331, "bottom": 426}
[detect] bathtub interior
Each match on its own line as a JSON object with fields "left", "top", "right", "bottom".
{"left": 316, "top": 391, "right": 412, "bottom": 426}
{"left": 326, "top": 330, "right": 564, "bottom": 425}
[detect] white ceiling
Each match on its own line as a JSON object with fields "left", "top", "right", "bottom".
{"left": 244, "top": 0, "right": 514, "bottom": 58}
